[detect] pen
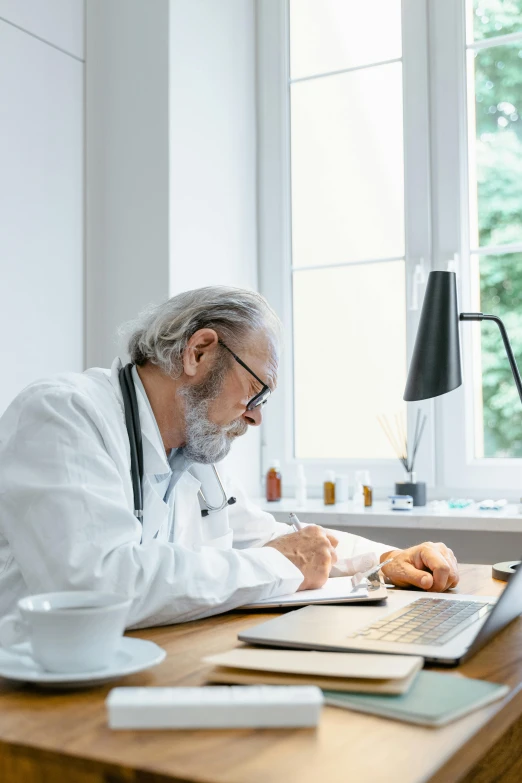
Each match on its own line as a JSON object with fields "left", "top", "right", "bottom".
{"left": 290, "top": 513, "right": 393, "bottom": 578}
{"left": 289, "top": 512, "right": 304, "bottom": 532}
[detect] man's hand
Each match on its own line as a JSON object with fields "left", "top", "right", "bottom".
{"left": 380, "top": 542, "right": 459, "bottom": 592}
{"left": 265, "top": 526, "right": 339, "bottom": 590}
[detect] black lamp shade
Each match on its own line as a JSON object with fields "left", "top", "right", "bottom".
{"left": 404, "top": 271, "right": 462, "bottom": 401}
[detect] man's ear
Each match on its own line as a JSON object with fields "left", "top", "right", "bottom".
{"left": 182, "top": 329, "right": 219, "bottom": 378}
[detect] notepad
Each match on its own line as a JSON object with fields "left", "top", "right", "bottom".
{"left": 323, "top": 670, "right": 509, "bottom": 726}
{"left": 241, "top": 576, "right": 388, "bottom": 609}
{"left": 204, "top": 648, "right": 423, "bottom": 694}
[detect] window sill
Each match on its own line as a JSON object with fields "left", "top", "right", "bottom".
{"left": 254, "top": 498, "right": 522, "bottom": 533}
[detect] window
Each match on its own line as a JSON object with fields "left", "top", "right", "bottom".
{"left": 289, "top": 0, "right": 407, "bottom": 462}
{"left": 466, "top": 0, "right": 522, "bottom": 458}
{"left": 257, "top": 0, "right": 522, "bottom": 497}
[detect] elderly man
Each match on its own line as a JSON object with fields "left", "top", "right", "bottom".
{"left": 0, "top": 287, "right": 458, "bottom": 627}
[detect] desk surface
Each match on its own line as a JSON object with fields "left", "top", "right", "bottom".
{"left": 0, "top": 565, "right": 520, "bottom": 783}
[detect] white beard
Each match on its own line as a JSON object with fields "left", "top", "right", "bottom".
{"left": 181, "top": 395, "right": 247, "bottom": 464}
{"left": 177, "top": 358, "right": 248, "bottom": 464}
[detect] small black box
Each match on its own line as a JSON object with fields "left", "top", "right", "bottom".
{"left": 394, "top": 481, "right": 427, "bottom": 507}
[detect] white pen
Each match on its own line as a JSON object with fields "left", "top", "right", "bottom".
{"left": 289, "top": 512, "right": 304, "bottom": 532}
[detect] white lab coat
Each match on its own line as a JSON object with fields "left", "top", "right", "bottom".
{"left": 0, "top": 358, "right": 392, "bottom": 628}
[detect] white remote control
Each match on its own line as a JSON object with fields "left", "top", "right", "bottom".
{"left": 107, "top": 685, "right": 323, "bottom": 729}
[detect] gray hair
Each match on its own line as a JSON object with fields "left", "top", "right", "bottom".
{"left": 124, "top": 286, "right": 282, "bottom": 377}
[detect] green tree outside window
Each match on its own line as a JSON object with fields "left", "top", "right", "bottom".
{"left": 472, "top": 0, "right": 522, "bottom": 456}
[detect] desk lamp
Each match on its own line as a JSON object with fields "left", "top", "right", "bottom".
{"left": 403, "top": 270, "right": 522, "bottom": 581}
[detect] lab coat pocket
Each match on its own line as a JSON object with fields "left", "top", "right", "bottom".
{"left": 171, "top": 472, "right": 203, "bottom": 548}
{"left": 172, "top": 473, "right": 233, "bottom": 551}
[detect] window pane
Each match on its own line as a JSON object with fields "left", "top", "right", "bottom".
{"left": 470, "top": 253, "right": 522, "bottom": 458}
{"left": 293, "top": 262, "right": 406, "bottom": 459}
{"left": 467, "top": 0, "right": 522, "bottom": 44}
{"left": 290, "top": 0, "right": 402, "bottom": 80}
{"left": 291, "top": 63, "right": 405, "bottom": 268}
{"left": 468, "top": 45, "right": 522, "bottom": 248}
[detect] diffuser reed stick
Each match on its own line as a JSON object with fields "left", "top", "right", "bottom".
{"left": 378, "top": 409, "right": 427, "bottom": 482}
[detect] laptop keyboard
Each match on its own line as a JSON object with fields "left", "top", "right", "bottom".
{"left": 349, "top": 598, "right": 493, "bottom": 647}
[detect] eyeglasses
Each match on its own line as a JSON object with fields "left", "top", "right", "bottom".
{"left": 218, "top": 340, "right": 272, "bottom": 411}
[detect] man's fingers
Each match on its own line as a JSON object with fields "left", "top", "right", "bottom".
{"left": 420, "top": 545, "right": 458, "bottom": 591}
{"left": 381, "top": 542, "right": 460, "bottom": 592}
{"left": 326, "top": 533, "right": 339, "bottom": 548}
{"left": 443, "top": 548, "right": 459, "bottom": 588}
{"left": 398, "top": 561, "right": 434, "bottom": 590}
{"left": 421, "top": 552, "right": 450, "bottom": 592}
{"left": 381, "top": 558, "right": 434, "bottom": 589}
{"left": 445, "top": 547, "right": 460, "bottom": 587}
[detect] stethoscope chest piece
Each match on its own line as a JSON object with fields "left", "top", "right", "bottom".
{"left": 200, "top": 492, "right": 237, "bottom": 517}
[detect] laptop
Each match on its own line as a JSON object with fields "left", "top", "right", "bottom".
{"left": 239, "top": 561, "right": 522, "bottom": 666}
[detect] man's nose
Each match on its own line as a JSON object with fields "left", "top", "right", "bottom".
{"left": 243, "top": 406, "right": 263, "bottom": 427}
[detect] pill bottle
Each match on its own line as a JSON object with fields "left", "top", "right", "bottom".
{"left": 363, "top": 470, "right": 373, "bottom": 508}
{"left": 323, "top": 471, "right": 336, "bottom": 505}
{"left": 266, "top": 460, "right": 282, "bottom": 501}
{"left": 355, "top": 470, "right": 373, "bottom": 508}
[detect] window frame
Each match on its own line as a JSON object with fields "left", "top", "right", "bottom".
{"left": 431, "top": 0, "right": 522, "bottom": 496}
{"left": 256, "top": 0, "right": 522, "bottom": 499}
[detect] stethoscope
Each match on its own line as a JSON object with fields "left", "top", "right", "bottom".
{"left": 119, "top": 363, "right": 236, "bottom": 521}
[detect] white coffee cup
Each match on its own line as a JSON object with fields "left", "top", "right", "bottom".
{"left": 0, "top": 591, "right": 132, "bottom": 673}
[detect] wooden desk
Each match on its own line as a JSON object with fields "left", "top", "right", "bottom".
{"left": 0, "top": 564, "right": 520, "bottom": 783}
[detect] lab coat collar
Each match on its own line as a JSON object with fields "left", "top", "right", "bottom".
{"left": 110, "top": 358, "right": 175, "bottom": 545}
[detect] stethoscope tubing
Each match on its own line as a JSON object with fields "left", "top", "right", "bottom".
{"left": 120, "top": 363, "right": 144, "bottom": 520}
{"left": 119, "top": 364, "right": 235, "bottom": 522}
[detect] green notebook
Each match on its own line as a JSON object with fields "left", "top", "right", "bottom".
{"left": 323, "top": 670, "right": 509, "bottom": 727}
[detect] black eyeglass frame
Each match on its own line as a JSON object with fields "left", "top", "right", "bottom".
{"left": 218, "top": 339, "right": 271, "bottom": 411}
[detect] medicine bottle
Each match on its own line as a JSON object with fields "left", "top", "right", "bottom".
{"left": 354, "top": 470, "right": 373, "bottom": 508}
{"left": 323, "top": 471, "right": 336, "bottom": 505}
{"left": 362, "top": 470, "right": 373, "bottom": 508}
{"left": 266, "top": 459, "right": 282, "bottom": 502}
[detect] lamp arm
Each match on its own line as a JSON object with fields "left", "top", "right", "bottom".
{"left": 460, "top": 312, "right": 522, "bottom": 406}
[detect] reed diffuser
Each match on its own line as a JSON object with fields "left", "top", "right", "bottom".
{"left": 378, "top": 409, "right": 428, "bottom": 506}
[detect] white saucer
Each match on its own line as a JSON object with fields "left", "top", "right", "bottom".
{"left": 0, "top": 637, "right": 166, "bottom": 688}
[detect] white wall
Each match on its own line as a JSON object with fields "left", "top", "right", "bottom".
{"left": 169, "top": 0, "right": 261, "bottom": 493}
{"left": 85, "top": 0, "right": 170, "bottom": 368}
{"left": 0, "top": 1, "right": 84, "bottom": 414}
{"left": 86, "top": 0, "right": 261, "bottom": 495}
{"left": 0, "top": 0, "right": 84, "bottom": 58}
{"left": 169, "top": 0, "right": 258, "bottom": 293}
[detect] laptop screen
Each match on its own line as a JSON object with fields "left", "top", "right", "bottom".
{"left": 464, "top": 561, "right": 522, "bottom": 662}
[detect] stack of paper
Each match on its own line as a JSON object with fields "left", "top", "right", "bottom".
{"left": 204, "top": 648, "right": 423, "bottom": 695}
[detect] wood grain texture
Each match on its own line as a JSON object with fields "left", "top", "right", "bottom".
{"left": 459, "top": 715, "right": 522, "bottom": 783}
{"left": 0, "top": 564, "right": 518, "bottom": 783}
